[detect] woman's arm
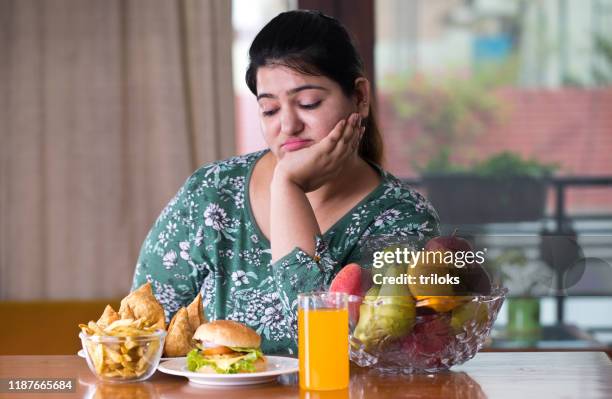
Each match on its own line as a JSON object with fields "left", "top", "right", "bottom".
{"left": 270, "top": 113, "right": 363, "bottom": 262}
{"left": 270, "top": 173, "right": 320, "bottom": 261}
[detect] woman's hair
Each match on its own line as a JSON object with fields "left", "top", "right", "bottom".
{"left": 245, "top": 10, "right": 384, "bottom": 166}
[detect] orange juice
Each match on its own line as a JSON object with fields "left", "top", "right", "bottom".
{"left": 298, "top": 307, "right": 349, "bottom": 390}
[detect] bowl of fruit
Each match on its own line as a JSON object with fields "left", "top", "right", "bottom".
{"left": 330, "top": 233, "right": 507, "bottom": 374}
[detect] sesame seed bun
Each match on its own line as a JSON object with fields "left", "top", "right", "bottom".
{"left": 193, "top": 320, "right": 261, "bottom": 348}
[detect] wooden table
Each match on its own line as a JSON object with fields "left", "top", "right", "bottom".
{"left": 1, "top": 352, "right": 611, "bottom": 398}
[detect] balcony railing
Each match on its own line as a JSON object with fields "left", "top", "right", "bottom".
{"left": 400, "top": 175, "right": 612, "bottom": 324}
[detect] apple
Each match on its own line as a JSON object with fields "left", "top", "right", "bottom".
{"left": 400, "top": 313, "right": 453, "bottom": 368}
{"left": 424, "top": 228, "right": 473, "bottom": 253}
{"left": 421, "top": 229, "right": 492, "bottom": 297}
{"left": 329, "top": 263, "right": 365, "bottom": 296}
{"left": 329, "top": 263, "right": 371, "bottom": 324}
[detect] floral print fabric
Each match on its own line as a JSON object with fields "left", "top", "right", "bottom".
{"left": 131, "top": 149, "right": 439, "bottom": 354}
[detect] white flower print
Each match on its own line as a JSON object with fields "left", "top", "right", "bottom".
{"left": 166, "top": 222, "right": 178, "bottom": 236}
{"left": 150, "top": 279, "right": 180, "bottom": 321}
{"left": 231, "top": 270, "right": 249, "bottom": 286}
{"left": 374, "top": 209, "right": 402, "bottom": 228}
{"left": 162, "top": 250, "right": 178, "bottom": 269}
{"left": 219, "top": 249, "right": 234, "bottom": 259}
{"left": 195, "top": 226, "right": 204, "bottom": 247}
{"left": 204, "top": 164, "right": 222, "bottom": 179}
{"left": 157, "top": 231, "right": 168, "bottom": 247}
{"left": 259, "top": 292, "right": 292, "bottom": 341}
{"left": 201, "top": 274, "right": 215, "bottom": 308}
{"left": 234, "top": 191, "right": 245, "bottom": 209}
{"left": 179, "top": 241, "right": 190, "bottom": 260}
{"left": 345, "top": 223, "right": 359, "bottom": 238}
{"left": 223, "top": 176, "right": 246, "bottom": 209}
{"left": 414, "top": 220, "right": 433, "bottom": 240}
{"left": 261, "top": 303, "right": 283, "bottom": 325}
{"left": 159, "top": 189, "right": 182, "bottom": 219}
{"left": 204, "top": 203, "right": 229, "bottom": 231}
{"left": 239, "top": 248, "right": 266, "bottom": 267}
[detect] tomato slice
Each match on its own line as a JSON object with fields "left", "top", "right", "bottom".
{"left": 201, "top": 346, "right": 236, "bottom": 356}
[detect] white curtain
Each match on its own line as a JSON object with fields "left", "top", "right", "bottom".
{"left": 0, "top": 0, "right": 235, "bottom": 299}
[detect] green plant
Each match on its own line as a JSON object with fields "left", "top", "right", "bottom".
{"left": 387, "top": 72, "right": 507, "bottom": 173}
{"left": 386, "top": 71, "right": 559, "bottom": 177}
{"left": 472, "top": 151, "right": 558, "bottom": 178}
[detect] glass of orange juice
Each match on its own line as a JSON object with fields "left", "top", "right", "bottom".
{"left": 298, "top": 291, "right": 349, "bottom": 391}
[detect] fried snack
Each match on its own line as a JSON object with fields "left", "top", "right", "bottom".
{"left": 186, "top": 293, "right": 206, "bottom": 332}
{"left": 79, "top": 318, "right": 161, "bottom": 379}
{"left": 119, "top": 283, "right": 166, "bottom": 330}
{"left": 97, "top": 305, "right": 120, "bottom": 328}
{"left": 164, "top": 308, "right": 195, "bottom": 357}
{"left": 118, "top": 302, "right": 136, "bottom": 320}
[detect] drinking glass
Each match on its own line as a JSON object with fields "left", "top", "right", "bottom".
{"left": 298, "top": 291, "right": 349, "bottom": 390}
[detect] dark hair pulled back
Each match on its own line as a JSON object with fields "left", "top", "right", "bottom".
{"left": 245, "top": 10, "right": 383, "bottom": 165}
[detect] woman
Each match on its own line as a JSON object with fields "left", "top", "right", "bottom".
{"left": 131, "top": 10, "right": 439, "bottom": 354}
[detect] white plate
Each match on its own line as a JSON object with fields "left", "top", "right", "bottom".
{"left": 77, "top": 349, "right": 172, "bottom": 361}
{"left": 157, "top": 356, "right": 298, "bottom": 386}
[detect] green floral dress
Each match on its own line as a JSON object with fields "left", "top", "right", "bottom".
{"left": 131, "top": 149, "right": 439, "bottom": 355}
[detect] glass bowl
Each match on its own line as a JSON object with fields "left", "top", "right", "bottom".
{"left": 79, "top": 330, "right": 166, "bottom": 382}
{"left": 349, "top": 287, "right": 507, "bottom": 373}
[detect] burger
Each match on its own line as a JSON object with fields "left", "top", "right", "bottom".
{"left": 186, "top": 320, "right": 266, "bottom": 374}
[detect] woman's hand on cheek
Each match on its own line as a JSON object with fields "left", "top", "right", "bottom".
{"left": 273, "top": 112, "right": 364, "bottom": 192}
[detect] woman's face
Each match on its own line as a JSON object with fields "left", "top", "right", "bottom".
{"left": 255, "top": 65, "right": 357, "bottom": 158}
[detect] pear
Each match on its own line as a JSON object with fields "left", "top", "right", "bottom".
{"left": 353, "top": 265, "right": 415, "bottom": 350}
{"left": 450, "top": 301, "right": 490, "bottom": 333}
{"left": 364, "top": 285, "right": 380, "bottom": 300}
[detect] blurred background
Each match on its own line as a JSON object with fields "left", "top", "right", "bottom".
{"left": 1, "top": 0, "right": 611, "bottom": 354}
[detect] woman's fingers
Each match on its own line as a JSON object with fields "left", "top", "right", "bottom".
{"left": 329, "top": 115, "right": 353, "bottom": 157}
{"left": 346, "top": 113, "right": 360, "bottom": 144}
{"left": 322, "top": 113, "right": 354, "bottom": 153}
{"left": 332, "top": 113, "right": 360, "bottom": 159}
{"left": 320, "top": 118, "right": 347, "bottom": 154}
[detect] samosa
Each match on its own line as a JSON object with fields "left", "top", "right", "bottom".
{"left": 164, "top": 308, "right": 194, "bottom": 357}
{"left": 97, "top": 305, "right": 120, "bottom": 328}
{"left": 119, "top": 282, "right": 166, "bottom": 330}
{"left": 186, "top": 293, "right": 207, "bottom": 332}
